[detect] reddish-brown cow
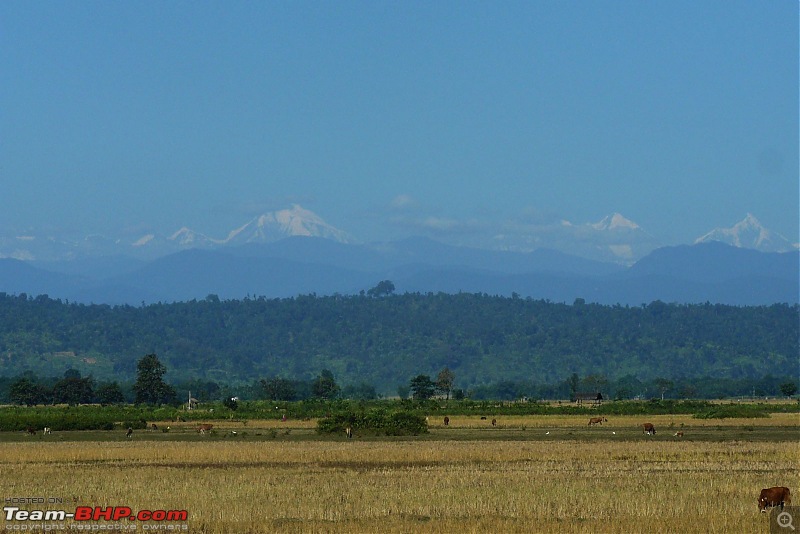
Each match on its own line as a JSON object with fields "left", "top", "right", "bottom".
{"left": 197, "top": 424, "right": 214, "bottom": 434}
{"left": 758, "top": 487, "right": 791, "bottom": 512}
{"left": 588, "top": 417, "right": 608, "bottom": 426}
{"left": 642, "top": 423, "right": 656, "bottom": 435}
{"left": 443, "top": 416, "right": 450, "bottom": 426}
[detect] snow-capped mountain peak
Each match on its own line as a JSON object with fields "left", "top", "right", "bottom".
{"left": 223, "top": 205, "right": 355, "bottom": 245}
{"left": 695, "top": 214, "right": 796, "bottom": 253}
{"left": 168, "top": 227, "right": 218, "bottom": 247}
{"left": 132, "top": 234, "right": 155, "bottom": 247}
{"left": 591, "top": 213, "right": 640, "bottom": 231}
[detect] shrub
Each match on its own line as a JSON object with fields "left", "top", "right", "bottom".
{"left": 693, "top": 405, "right": 770, "bottom": 419}
{"left": 317, "top": 409, "right": 428, "bottom": 436}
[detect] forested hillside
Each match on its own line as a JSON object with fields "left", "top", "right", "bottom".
{"left": 0, "top": 292, "right": 796, "bottom": 395}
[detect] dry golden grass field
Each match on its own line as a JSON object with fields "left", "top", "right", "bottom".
{"left": 0, "top": 413, "right": 797, "bottom": 533}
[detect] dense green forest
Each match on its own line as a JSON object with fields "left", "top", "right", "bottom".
{"left": 0, "top": 292, "right": 796, "bottom": 398}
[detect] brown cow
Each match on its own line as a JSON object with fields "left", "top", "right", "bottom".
{"left": 491, "top": 418, "right": 497, "bottom": 427}
{"left": 673, "top": 431, "right": 684, "bottom": 437}
{"left": 25, "top": 427, "right": 36, "bottom": 436}
{"left": 443, "top": 416, "right": 450, "bottom": 426}
{"left": 642, "top": 423, "right": 656, "bottom": 435}
{"left": 197, "top": 424, "right": 214, "bottom": 434}
{"left": 758, "top": 487, "right": 791, "bottom": 512}
{"left": 125, "top": 427, "right": 133, "bottom": 438}
{"left": 588, "top": 417, "right": 608, "bottom": 426}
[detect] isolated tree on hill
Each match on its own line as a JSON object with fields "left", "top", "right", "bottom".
{"left": 779, "top": 382, "right": 798, "bottom": 397}
{"left": 436, "top": 367, "right": 455, "bottom": 400}
{"left": 133, "top": 354, "right": 176, "bottom": 405}
{"left": 367, "top": 280, "right": 395, "bottom": 297}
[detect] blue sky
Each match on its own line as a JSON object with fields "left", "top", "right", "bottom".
{"left": 2, "top": 1, "right": 797, "bottom": 248}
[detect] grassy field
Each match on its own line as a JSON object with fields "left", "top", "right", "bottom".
{"left": 0, "top": 413, "right": 797, "bottom": 533}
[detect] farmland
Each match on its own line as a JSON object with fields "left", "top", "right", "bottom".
{"left": 0, "top": 411, "right": 797, "bottom": 533}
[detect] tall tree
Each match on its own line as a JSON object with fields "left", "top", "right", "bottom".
{"left": 311, "top": 369, "right": 340, "bottom": 399}
{"left": 567, "top": 373, "right": 580, "bottom": 400}
{"left": 367, "top": 280, "right": 395, "bottom": 297}
{"left": 261, "top": 377, "right": 297, "bottom": 401}
{"left": 9, "top": 378, "right": 48, "bottom": 406}
{"left": 436, "top": 367, "right": 455, "bottom": 400}
{"left": 133, "top": 354, "right": 176, "bottom": 405}
{"left": 779, "top": 381, "right": 798, "bottom": 397}
{"left": 96, "top": 382, "right": 125, "bottom": 405}
{"left": 52, "top": 370, "right": 95, "bottom": 405}
{"left": 410, "top": 375, "right": 435, "bottom": 400}
{"left": 653, "top": 378, "right": 674, "bottom": 401}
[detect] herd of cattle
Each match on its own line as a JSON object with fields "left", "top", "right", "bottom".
{"left": 21, "top": 419, "right": 792, "bottom": 514}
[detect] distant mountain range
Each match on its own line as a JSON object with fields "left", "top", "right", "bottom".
{"left": 2, "top": 207, "right": 796, "bottom": 264}
{"left": 0, "top": 208, "right": 796, "bottom": 306}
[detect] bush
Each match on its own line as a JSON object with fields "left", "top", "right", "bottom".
{"left": 317, "top": 409, "right": 428, "bottom": 436}
{"left": 693, "top": 405, "right": 770, "bottom": 419}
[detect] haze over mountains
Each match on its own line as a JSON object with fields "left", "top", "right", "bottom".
{"left": 0, "top": 207, "right": 796, "bottom": 306}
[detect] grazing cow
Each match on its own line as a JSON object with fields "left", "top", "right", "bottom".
{"left": 43, "top": 427, "right": 51, "bottom": 435}
{"left": 345, "top": 426, "right": 352, "bottom": 439}
{"left": 674, "top": 431, "right": 684, "bottom": 437}
{"left": 25, "top": 427, "right": 36, "bottom": 436}
{"left": 480, "top": 416, "right": 487, "bottom": 420}
{"left": 443, "top": 416, "right": 450, "bottom": 426}
{"left": 758, "top": 487, "right": 791, "bottom": 512}
{"left": 588, "top": 417, "right": 608, "bottom": 426}
{"left": 197, "top": 424, "right": 214, "bottom": 435}
{"left": 125, "top": 427, "right": 133, "bottom": 438}
{"left": 491, "top": 418, "right": 497, "bottom": 427}
{"left": 642, "top": 423, "right": 656, "bottom": 435}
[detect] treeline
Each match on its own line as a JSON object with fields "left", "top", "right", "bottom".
{"left": 0, "top": 365, "right": 377, "bottom": 406}
{"left": 0, "top": 292, "right": 797, "bottom": 395}
{"left": 1, "top": 368, "right": 796, "bottom": 405}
